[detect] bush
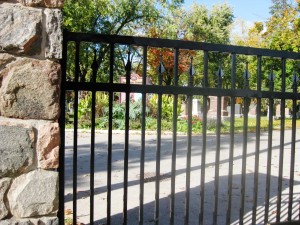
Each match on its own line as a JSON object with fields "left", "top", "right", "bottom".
{"left": 78, "top": 93, "right": 91, "bottom": 120}
{"left": 96, "top": 92, "right": 109, "bottom": 117}
{"left": 148, "top": 95, "right": 182, "bottom": 121}
{"left": 177, "top": 115, "right": 202, "bottom": 133}
{"left": 100, "top": 100, "right": 146, "bottom": 130}
{"left": 77, "top": 91, "right": 109, "bottom": 120}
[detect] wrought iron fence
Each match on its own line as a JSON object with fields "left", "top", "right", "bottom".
{"left": 59, "top": 30, "right": 300, "bottom": 225}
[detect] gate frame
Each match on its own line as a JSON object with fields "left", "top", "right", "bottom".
{"left": 59, "top": 30, "right": 300, "bottom": 225}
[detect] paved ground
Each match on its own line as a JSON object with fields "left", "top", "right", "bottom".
{"left": 64, "top": 129, "right": 300, "bottom": 225}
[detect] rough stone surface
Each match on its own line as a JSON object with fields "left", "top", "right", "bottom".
{"left": 7, "top": 170, "right": 58, "bottom": 218}
{"left": 0, "top": 125, "right": 35, "bottom": 178}
{"left": 0, "top": 58, "right": 61, "bottom": 120}
{"left": 44, "top": 0, "right": 63, "bottom": 8}
{"left": 0, "top": 178, "right": 12, "bottom": 220}
{"left": 0, "top": 1, "right": 18, "bottom": 3}
{"left": 44, "top": 9, "right": 62, "bottom": 59}
{"left": 17, "top": 0, "right": 45, "bottom": 7}
{"left": 0, "top": 53, "right": 16, "bottom": 71}
{"left": 0, "top": 54, "right": 16, "bottom": 89}
{"left": 0, "top": 3, "right": 42, "bottom": 55}
{"left": 37, "top": 122, "right": 60, "bottom": 169}
{"left": 0, "top": 216, "right": 58, "bottom": 225}
{"left": 0, "top": 116, "right": 49, "bottom": 129}
{"left": 17, "top": 0, "right": 63, "bottom": 8}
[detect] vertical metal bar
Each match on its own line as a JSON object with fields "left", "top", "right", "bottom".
{"left": 170, "top": 48, "right": 179, "bottom": 225}
{"left": 58, "top": 30, "right": 67, "bottom": 225}
{"left": 213, "top": 62, "right": 223, "bottom": 225}
{"left": 226, "top": 53, "right": 236, "bottom": 225}
{"left": 185, "top": 57, "right": 194, "bottom": 225}
{"left": 73, "top": 41, "right": 80, "bottom": 225}
{"left": 240, "top": 98, "right": 249, "bottom": 225}
{"left": 252, "top": 55, "right": 262, "bottom": 225}
{"left": 139, "top": 46, "right": 147, "bottom": 225}
{"left": 264, "top": 68, "right": 275, "bottom": 225}
{"left": 155, "top": 57, "right": 163, "bottom": 225}
{"left": 240, "top": 62, "right": 250, "bottom": 225}
{"left": 276, "top": 58, "right": 286, "bottom": 222}
{"left": 90, "top": 52, "right": 98, "bottom": 224}
{"left": 123, "top": 50, "right": 131, "bottom": 225}
{"left": 90, "top": 90, "right": 96, "bottom": 224}
{"left": 199, "top": 51, "right": 208, "bottom": 225}
{"left": 288, "top": 72, "right": 297, "bottom": 221}
{"left": 107, "top": 44, "right": 114, "bottom": 225}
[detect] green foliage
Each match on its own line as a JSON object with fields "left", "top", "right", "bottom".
{"left": 232, "top": 0, "right": 300, "bottom": 94}
{"left": 77, "top": 92, "right": 110, "bottom": 120}
{"left": 96, "top": 92, "right": 109, "bottom": 117}
{"left": 177, "top": 115, "right": 203, "bottom": 133}
{"left": 63, "top": 0, "right": 184, "bottom": 82}
{"left": 145, "top": 3, "right": 234, "bottom": 87}
{"left": 148, "top": 95, "right": 182, "bottom": 121}
{"left": 97, "top": 100, "right": 146, "bottom": 130}
{"left": 78, "top": 93, "right": 91, "bottom": 120}
{"left": 183, "top": 3, "right": 234, "bottom": 44}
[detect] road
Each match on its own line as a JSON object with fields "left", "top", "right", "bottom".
{"left": 63, "top": 129, "right": 300, "bottom": 225}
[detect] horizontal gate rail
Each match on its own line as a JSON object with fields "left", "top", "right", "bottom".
{"left": 64, "top": 31, "right": 300, "bottom": 60}
{"left": 59, "top": 29, "right": 300, "bottom": 225}
{"left": 64, "top": 82, "right": 300, "bottom": 99}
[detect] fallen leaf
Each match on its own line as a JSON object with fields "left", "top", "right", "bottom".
{"left": 65, "top": 209, "right": 73, "bottom": 215}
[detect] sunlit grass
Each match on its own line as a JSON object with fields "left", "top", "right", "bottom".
{"left": 66, "top": 116, "right": 300, "bottom": 134}
{"left": 222, "top": 117, "right": 300, "bottom": 134}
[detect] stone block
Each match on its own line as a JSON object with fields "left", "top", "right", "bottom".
{"left": 44, "top": 9, "right": 62, "bottom": 59}
{"left": 17, "top": 0, "right": 44, "bottom": 7}
{"left": 0, "top": 1, "right": 18, "bottom": 4}
{"left": 0, "top": 217, "right": 58, "bottom": 225}
{"left": 0, "top": 54, "right": 16, "bottom": 89}
{"left": 0, "top": 58, "right": 61, "bottom": 120}
{"left": 0, "top": 125, "right": 35, "bottom": 178}
{"left": 0, "top": 53, "right": 16, "bottom": 71}
{"left": 7, "top": 170, "right": 58, "bottom": 218}
{"left": 44, "top": 0, "right": 63, "bottom": 8}
{"left": 37, "top": 122, "right": 60, "bottom": 169}
{"left": 18, "top": 0, "right": 63, "bottom": 8}
{"left": 0, "top": 3, "right": 42, "bottom": 55}
{"left": 0, "top": 117, "right": 60, "bottom": 169}
{"left": 0, "top": 178, "right": 12, "bottom": 220}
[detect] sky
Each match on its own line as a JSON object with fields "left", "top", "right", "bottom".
{"left": 184, "top": 0, "right": 273, "bottom": 23}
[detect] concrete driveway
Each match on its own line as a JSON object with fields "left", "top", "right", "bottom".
{"left": 63, "top": 129, "right": 300, "bottom": 225}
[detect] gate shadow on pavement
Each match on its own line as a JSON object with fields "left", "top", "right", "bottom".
{"left": 63, "top": 132, "right": 300, "bottom": 224}
{"left": 89, "top": 173, "right": 299, "bottom": 225}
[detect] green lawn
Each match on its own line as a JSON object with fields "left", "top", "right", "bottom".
{"left": 222, "top": 117, "right": 300, "bottom": 134}
{"left": 67, "top": 116, "right": 300, "bottom": 134}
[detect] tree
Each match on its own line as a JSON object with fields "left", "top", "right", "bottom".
{"left": 183, "top": 3, "right": 234, "bottom": 87}
{"left": 63, "top": 0, "right": 184, "bottom": 82}
{"left": 229, "top": 0, "right": 300, "bottom": 113}
{"left": 264, "top": 0, "right": 300, "bottom": 52}
{"left": 145, "top": 27, "right": 194, "bottom": 86}
{"left": 183, "top": 3, "right": 234, "bottom": 44}
{"left": 145, "top": 3, "right": 234, "bottom": 87}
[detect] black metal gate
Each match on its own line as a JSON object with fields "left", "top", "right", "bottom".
{"left": 59, "top": 30, "right": 300, "bottom": 225}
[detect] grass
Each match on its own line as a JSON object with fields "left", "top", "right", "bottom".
{"left": 64, "top": 218, "right": 73, "bottom": 225}
{"left": 66, "top": 116, "right": 300, "bottom": 134}
{"left": 222, "top": 117, "right": 300, "bottom": 134}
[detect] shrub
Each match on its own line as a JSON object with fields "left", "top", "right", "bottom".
{"left": 148, "top": 95, "right": 182, "bottom": 121}
{"left": 177, "top": 115, "right": 202, "bottom": 133}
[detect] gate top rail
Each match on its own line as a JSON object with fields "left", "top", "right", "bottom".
{"left": 64, "top": 30, "right": 300, "bottom": 60}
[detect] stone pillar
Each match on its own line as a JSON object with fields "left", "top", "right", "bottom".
{"left": 0, "top": 0, "right": 63, "bottom": 224}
